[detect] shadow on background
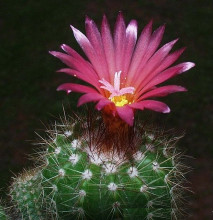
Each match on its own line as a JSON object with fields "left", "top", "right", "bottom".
{"left": 0, "top": 0, "right": 212, "bottom": 219}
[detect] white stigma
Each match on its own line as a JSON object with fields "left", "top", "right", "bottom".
{"left": 114, "top": 70, "right": 122, "bottom": 91}
{"left": 99, "top": 71, "right": 135, "bottom": 99}
{"left": 82, "top": 169, "right": 92, "bottom": 180}
{"left": 69, "top": 154, "right": 79, "bottom": 165}
{"left": 108, "top": 182, "right": 118, "bottom": 191}
{"left": 127, "top": 166, "right": 138, "bottom": 178}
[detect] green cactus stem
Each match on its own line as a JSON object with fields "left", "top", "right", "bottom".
{"left": 37, "top": 117, "right": 186, "bottom": 220}
{"left": 0, "top": 202, "right": 9, "bottom": 220}
{"left": 9, "top": 169, "right": 45, "bottom": 220}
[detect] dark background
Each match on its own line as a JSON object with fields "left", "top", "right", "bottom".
{"left": 0, "top": 0, "right": 212, "bottom": 219}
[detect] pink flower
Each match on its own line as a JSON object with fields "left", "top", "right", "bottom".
{"left": 50, "top": 12, "right": 195, "bottom": 126}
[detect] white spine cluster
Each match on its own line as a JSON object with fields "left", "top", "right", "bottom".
{"left": 140, "top": 185, "right": 148, "bottom": 193}
{"left": 52, "top": 184, "right": 58, "bottom": 192}
{"left": 71, "top": 139, "right": 79, "bottom": 149}
{"left": 103, "top": 163, "right": 117, "bottom": 174}
{"left": 147, "top": 201, "right": 153, "bottom": 208}
{"left": 54, "top": 147, "right": 61, "bottom": 155}
{"left": 146, "top": 144, "right": 155, "bottom": 152}
{"left": 82, "top": 169, "right": 92, "bottom": 180}
{"left": 147, "top": 213, "right": 154, "bottom": 220}
{"left": 64, "top": 130, "right": 72, "bottom": 136}
{"left": 58, "top": 169, "right": 65, "bottom": 177}
{"left": 89, "top": 154, "right": 102, "bottom": 165}
{"left": 127, "top": 167, "right": 138, "bottom": 178}
{"left": 133, "top": 151, "right": 145, "bottom": 161}
{"left": 108, "top": 183, "right": 118, "bottom": 191}
{"left": 69, "top": 154, "right": 80, "bottom": 165}
{"left": 152, "top": 161, "right": 160, "bottom": 171}
{"left": 79, "top": 190, "right": 86, "bottom": 198}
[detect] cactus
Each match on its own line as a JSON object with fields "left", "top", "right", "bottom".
{"left": 5, "top": 115, "right": 188, "bottom": 220}
{"left": 3, "top": 12, "right": 193, "bottom": 219}
{"left": 0, "top": 202, "right": 8, "bottom": 220}
{"left": 33, "top": 116, "right": 186, "bottom": 220}
{"left": 9, "top": 169, "right": 45, "bottom": 220}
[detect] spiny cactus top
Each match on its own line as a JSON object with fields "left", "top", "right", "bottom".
{"left": 50, "top": 12, "right": 195, "bottom": 126}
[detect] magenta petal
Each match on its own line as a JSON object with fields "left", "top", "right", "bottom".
{"left": 135, "top": 39, "right": 178, "bottom": 90}
{"left": 49, "top": 51, "right": 98, "bottom": 79}
{"left": 138, "top": 62, "right": 195, "bottom": 96}
{"left": 61, "top": 44, "right": 86, "bottom": 63}
{"left": 57, "top": 83, "right": 98, "bottom": 94}
{"left": 114, "top": 12, "right": 126, "bottom": 71}
{"left": 85, "top": 16, "right": 109, "bottom": 81}
{"left": 122, "top": 20, "right": 138, "bottom": 80}
{"left": 101, "top": 15, "right": 116, "bottom": 83}
{"left": 138, "top": 85, "right": 187, "bottom": 101}
{"left": 116, "top": 106, "right": 134, "bottom": 126}
{"left": 57, "top": 68, "right": 100, "bottom": 91}
{"left": 177, "top": 62, "right": 195, "bottom": 74}
{"left": 77, "top": 93, "right": 104, "bottom": 107}
{"left": 128, "top": 25, "right": 165, "bottom": 86}
{"left": 49, "top": 51, "right": 72, "bottom": 66}
{"left": 70, "top": 25, "right": 105, "bottom": 79}
{"left": 127, "top": 20, "right": 152, "bottom": 85}
{"left": 130, "top": 100, "right": 170, "bottom": 113}
{"left": 95, "top": 99, "right": 112, "bottom": 111}
{"left": 137, "top": 47, "right": 186, "bottom": 91}
{"left": 152, "top": 47, "right": 186, "bottom": 76}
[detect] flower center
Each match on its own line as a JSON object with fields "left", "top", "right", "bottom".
{"left": 110, "top": 95, "right": 129, "bottom": 107}
{"left": 99, "top": 71, "right": 135, "bottom": 107}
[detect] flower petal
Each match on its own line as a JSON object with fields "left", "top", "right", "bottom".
{"left": 85, "top": 16, "right": 109, "bottom": 81}
{"left": 49, "top": 51, "right": 98, "bottom": 79}
{"left": 57, "top": 83, "right": 98, "bottom": 94}
{"left": 138, "top": 85, "right": 187, "bottom": 101}
{"left": 70, "top": 25, "right": 105, "bottom": 79}
{"left": 122, "top": 19, "right": 138, "bottom": 81}
{"left": 61, "top": 44, "right": 88, "bottom": 63}
{"left": 77, "top": 93, "right": 104, "bottom": 107}
{"left": 130, "top": 100, "right": 170, "bottom": 113}
{"left": 127, "top": 20, "right": 153, "bottom": 84}
{"left": 114, "top": 12, "right": 126, "bottom": 71}
{"left": 137, "top": 62, "right": 195, "bottom": 97}
{"left": 95, "top": 99, "right": 112, "bottom": 110}
{"left": 116, "top": 105, "right": 134, "bottom": 126}
{"left": 101, "top": 15, "right": 116, "bottom": 83}
{"left": 135, "top": 39, "right": 178, "bottom": 90}
{"left": 128, "top": 24, "right": 165, "bottom": 86}
{"left": 57, "top": 68, "right": 100, "bottom": 91}
{"left": 137, "top": 47, "right": 186, "bottom": 90}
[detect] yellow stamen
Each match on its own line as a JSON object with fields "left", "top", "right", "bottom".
{"left": 110, "top": 95, "right": 129, "bottom": 107}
